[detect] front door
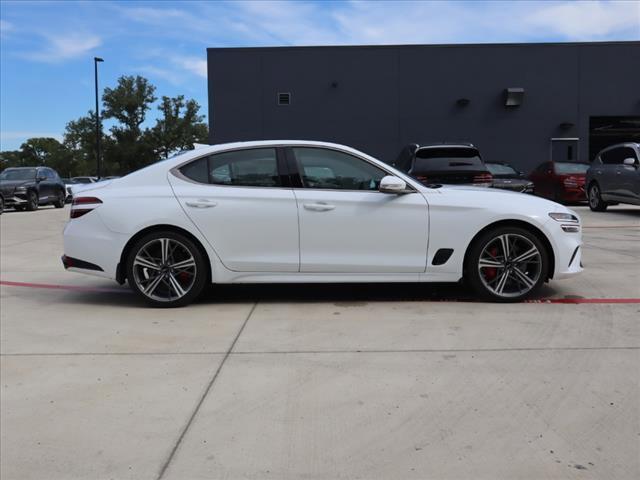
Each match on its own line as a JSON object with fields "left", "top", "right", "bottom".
{"left": 168, "top": 147, "right": 299, "bottom": 272}
{"left": 288, "top": 146, "right": 429, "bottom": 273}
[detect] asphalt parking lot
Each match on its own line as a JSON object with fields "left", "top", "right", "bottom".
{"left": 1, "top": 204, "right": 639, "bottom": 480}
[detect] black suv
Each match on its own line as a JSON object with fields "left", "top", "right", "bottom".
{"left": 0, "top": 167, "right": 66, "bottom": 213}
{"left": 393, "top": 143, "right": 493, "bottom": 187}
{"left": 586, "top": 142, "right": 640, "bottom": 211}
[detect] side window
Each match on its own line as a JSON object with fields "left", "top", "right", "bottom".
{"left": 209, "top": 148, "right": 279, "bottom": 187}
{"left": 292, "top": 147, "right": 386, "bottom": 191}
{"left": 619, "top": 147, "right": 637, "bottom": 163}
{"left": 178, "top": 148, "right": 280, "bottom": 187}
{"left": 180, "top": 157, "right": 209, "bottom": 183}
{"left": 601, "top": 149, "right": 618, "bottom": 165}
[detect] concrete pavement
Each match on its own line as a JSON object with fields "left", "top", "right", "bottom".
{"left": 1, "top": 204, "right": 639, "bottom": 479}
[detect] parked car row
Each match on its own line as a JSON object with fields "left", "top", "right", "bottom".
{"left": 392, "top": 141, "right": 638, "bottom": 210}
{"left": 0, "top": 169, "right": 121, "bottom": 214}
{"left": 2, "top": 142, "right": 637, "bottom": 215}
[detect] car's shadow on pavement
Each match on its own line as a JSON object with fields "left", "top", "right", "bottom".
{"left": 59, "top": 281, "right": 565, "bottom": 308}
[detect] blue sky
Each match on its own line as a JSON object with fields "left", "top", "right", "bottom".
{"left": 1, "top": 0, "right": 638, "bottom": 151}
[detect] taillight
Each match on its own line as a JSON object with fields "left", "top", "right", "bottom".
{"left": 70, "top": 197, "right": 102, "bottom": 219}
{"left": 473, "top": 173, "right": 493, "bottom": 185}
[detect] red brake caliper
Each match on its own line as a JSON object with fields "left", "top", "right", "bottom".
{"left": 484, "top": 246, "right": 499, "bottom": 281}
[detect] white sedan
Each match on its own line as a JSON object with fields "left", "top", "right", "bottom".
{"left": 62, "top": 140, "right": 583, "bottom": 307}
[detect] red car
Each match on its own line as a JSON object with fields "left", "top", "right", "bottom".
{"left": 529, "top": 161, "right": 590, "bottom": 203}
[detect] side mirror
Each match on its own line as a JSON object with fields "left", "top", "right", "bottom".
{"left": 37, "top": 175, "right": 47, "bottom": 182}
{"left": 623, "top": 157, "right": 637, "bottom": 166}
{"left": 379, "top": 175, "right": 408, "bottom": 194}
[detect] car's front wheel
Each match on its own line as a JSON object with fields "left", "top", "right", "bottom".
{"left": 465, "top": 226, "right": 548, "bottom": 302}
{"left": 53, "top": 189, "right": 65, "bottom": 208}
{"left": 26, "top": 191, "right": 38, "bottom": 211}
{"left": 126, "top": 231, "right": 208, "bottom": 307}
{"left": 588, "top": 183, "right": 608, "bottom": 211}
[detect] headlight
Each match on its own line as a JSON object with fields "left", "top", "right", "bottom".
{"left": 15, "top": 186, "right": 27, "bottom": 192}
{"left": 549, "top": 212, "right": 579, "bottom": 223}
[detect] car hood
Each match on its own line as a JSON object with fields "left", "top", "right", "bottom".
{"left": 0, "top": 180, "right": 32, "bottom": 192}
{"left": 425, "top": 183, "right": 575, "bottom": 218}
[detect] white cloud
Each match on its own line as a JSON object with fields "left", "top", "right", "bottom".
{"left": 525, "top": 1, "right": 640, "bottom": 40}
{"left": 26, "top": 32, "right": 102, "bottom": 62}
{"left": 171, "top": 56, "right": 207, "bottom": 78}
{"left": 0, "top": 19, "right": 13, "bottom": 37}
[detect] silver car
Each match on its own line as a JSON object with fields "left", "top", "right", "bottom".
{"left": 586, "top": 142, "right": 640, "bottom": 211}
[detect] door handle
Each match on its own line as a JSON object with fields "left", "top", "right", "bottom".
{"left": 185, "top": 199, "right": 217, "bottom": 208}
{"left": 303, "top": 202, "right": 336, "bottom": 212}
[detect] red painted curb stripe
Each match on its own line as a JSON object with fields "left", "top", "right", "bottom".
{"left": 526, "top": 298, "right": 640, "bottom": 304}
{"left": 1, "top": 280, "right": 639, "bottom": 304}
{"left": 0, "top": 280, "right": 129, "bottom": 294}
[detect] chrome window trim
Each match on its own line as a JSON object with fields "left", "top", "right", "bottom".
{"left": 170, "top": 143, "right": 418, "bottom": 193}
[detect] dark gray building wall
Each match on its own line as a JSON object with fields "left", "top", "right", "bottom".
{"left": 207, "top": 42, "right": 640, "bottom": 172}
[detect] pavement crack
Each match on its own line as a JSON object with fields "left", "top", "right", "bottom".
{"left": 156, "top": 301, "right": 258, "bottom": 480}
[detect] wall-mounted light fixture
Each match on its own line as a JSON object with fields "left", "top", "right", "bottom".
{"left": 559, "top": 122, "right": 575, "bottom": 130}
{"left": 330, "top": 81, "right": 339, "bottom": 89}
{"left": 456, "top": 98, "right": 470, "bottom": 107}
{"left": 504, "top": 87, "right": 524, "bottom": 107}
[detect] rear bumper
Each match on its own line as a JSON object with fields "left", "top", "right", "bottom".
{"left": 63, "top": 211, "right": 127, "bottom": 280}
{"left": 560, "top": 187, "right": 586, "bottom": 202}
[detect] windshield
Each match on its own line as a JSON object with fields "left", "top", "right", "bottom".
{"left": 486, "top": 163, "right": 519, "bottom": 176}
{"left": 0, "top": 168, "right": 37, "bottom": 181}
{"left": 413, "top": 147, "right": 483, "bottom": 172}
{"left": 554, "top": 162, "right": 589, "bottom": 174}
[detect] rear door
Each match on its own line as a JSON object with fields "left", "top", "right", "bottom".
{"left": 288, "top": 146, "right": 429, "bottom": 273}
{"left": 168, "top": 147, "right": 300, "bottom": 272}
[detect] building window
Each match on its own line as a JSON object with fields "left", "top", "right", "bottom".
{"left": 277, "top": 92, "right": 291, "bottom": 105}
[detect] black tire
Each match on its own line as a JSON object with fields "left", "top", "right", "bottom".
{"left": 588, "top": 182, "right": 607, "bottom": 211}
{"left": 0, "top": 196, "right": 4, "bottom": 215}
{"left": 14, "top": 205, "right": 24, "bottom": 211}
{"left": 26, "top": 191, "right": 38, "bottom": 211}
{"left": 53, "top": 189, "right": 65, "bottom": 208}
{"left": 126, "top": 231, "right": 208, "bottom": 307}
{"left": 465, "top": 226, "right": 549, "bottom": 302}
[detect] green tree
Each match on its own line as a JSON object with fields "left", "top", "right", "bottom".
{"left": 63, "top": 111, "right": 114, "bottom": 176}
{"left": 102, "top": 75, "right": 157, "bottom": 173}
{"left": 19, "top": 137, "right": 71, "bottom": 175}
{"left": 0, "top": 150, "right": 26, "bottom": 170}
{"left": 149, "top": 95, "right": 208, "bottom": 159}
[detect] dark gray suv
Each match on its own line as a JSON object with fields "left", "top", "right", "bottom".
{"left": 586, "top": 142, "right": 640, "bottom": 211}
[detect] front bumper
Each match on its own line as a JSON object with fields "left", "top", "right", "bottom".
{"left": 3, "top": 195, "right": 28, "bottom": 206}
{"left": 543, "top": 217, "right": 583, "bottom": 279}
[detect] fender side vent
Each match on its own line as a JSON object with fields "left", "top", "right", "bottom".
{"left": 432, "top": 248, "right": 454, "bottom": 266}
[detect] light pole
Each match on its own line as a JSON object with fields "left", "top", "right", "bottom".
{"left": 94, "top": 57, "right": 104, "bottom": 179}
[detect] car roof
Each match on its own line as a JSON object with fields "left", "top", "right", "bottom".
{"left": 415, "top": 142, "right": 476, "bottom": 149}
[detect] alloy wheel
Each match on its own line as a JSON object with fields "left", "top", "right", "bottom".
{"left": 132, "top": 238, "right": 197, "bottom": 302}
{"left": 477, "top": 233, "right": 542, "bottom": 298}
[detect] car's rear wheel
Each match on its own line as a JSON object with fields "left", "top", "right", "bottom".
{"left": 465, "top": 227, "right": 548, "bottom": 302}
{"left": 0, "top": 196, "right": 4, "bottom": 215}
{"left": 53, "top": 189, "right": 65, "bottom": 208}
{"left": 588, "top": 183, "right": 607, "bottom": 211}
{"left": 126, "top": 231, "right": 207, "bottom": 307}
{"left": 26, "top": 191, "right": 38, "bottom": 211}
